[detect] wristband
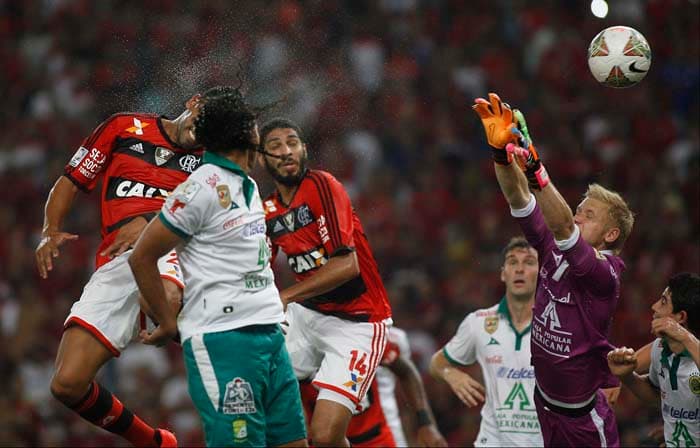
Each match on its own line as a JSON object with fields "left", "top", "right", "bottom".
{"left": 525, "top": 161, "right": 550, "bottom": 190}
{"left": 492, "top": 148, "right": 512, "bottom": 165}
{"left": 416, "top": 409, "right": 433, "bottom": 428}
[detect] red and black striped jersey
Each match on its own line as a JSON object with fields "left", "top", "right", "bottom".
{"left": 64, "top": 113, "right": 202, "bottom": 268}
{"left": 263, "top": 169, "right": 391, "bottom": 322}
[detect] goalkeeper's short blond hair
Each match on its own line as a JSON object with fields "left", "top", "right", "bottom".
{"left": 584, "top": 183, "right": 634, "bottom": 253}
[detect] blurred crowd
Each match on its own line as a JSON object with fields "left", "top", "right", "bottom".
{"left": 1, "top": 0, "right": 698, "bottom": 446}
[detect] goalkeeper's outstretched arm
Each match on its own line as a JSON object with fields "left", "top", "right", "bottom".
{"left": 494, "top": 160, "right": 531, "bottom": 209}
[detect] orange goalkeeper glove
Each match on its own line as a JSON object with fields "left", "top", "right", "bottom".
{"left": 472, "top": 93, "right": 520, "bottom": 164}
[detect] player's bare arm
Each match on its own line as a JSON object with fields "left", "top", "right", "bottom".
{"left": 525, "top": 181, "right": 576, "bottom": 241}
{"left": 279, "top": 250, "right": 359, "bottom": 307}
{"left": 100, "top": 215, "right": 149, "bottom": 259}
{"left": 128, "top": 218, "right": 182, "bottom": 346}
{"left": 607, "top": 347, "right": 660, "bottom": 406}
{"left": 652, "top": 317, "right": 700, "bottom": 367}
{"left": 35, "top": 176, "right": 79, "bottom": 279}
{"left": 493, "top": 161, "right": 531, "bottom": 210}
{"left": 635, "top": 341, "right": 654, "bottom": 374}
{"left": 429, "top": 350, "right": 485, "bottom": 408}
{"left": 388, "top": 353, "right": 447, "bottom": 447}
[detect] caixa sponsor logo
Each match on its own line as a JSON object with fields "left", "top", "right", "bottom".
{"left": 497, "top": 367, "right": 535, "bottom": 379}
{"left": 288, "top": 247, "right": 327, "bottom": 274}
{"left": 106, "top": 177, "right": 169, "bottom": 200}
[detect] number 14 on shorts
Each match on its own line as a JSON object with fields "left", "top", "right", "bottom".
{"left": 344, "top": 349, "right": 368, "bottom": 392}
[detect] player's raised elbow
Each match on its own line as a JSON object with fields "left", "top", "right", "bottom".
{"left": 334, "top": 249, "right": 360, "bottom": 281}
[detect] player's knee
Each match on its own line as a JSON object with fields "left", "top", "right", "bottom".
{"left": 309, "top": 425, "right": 345, "bottom": 447}
{"left": 50, "top": 370, "right": 91, "bottom": 405}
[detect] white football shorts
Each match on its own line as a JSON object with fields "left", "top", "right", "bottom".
{"left": 284, "top": 303, "right": 390, "bottom": 412}
{"left": 64, "top": 249, "right": 183, "bottom": 356}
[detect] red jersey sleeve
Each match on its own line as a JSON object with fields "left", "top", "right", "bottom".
{"left": 64, "top": 114, "right": 122, "bottom": 192}
{"left": 307, "top": 171, "right": 355, "bottom": 255}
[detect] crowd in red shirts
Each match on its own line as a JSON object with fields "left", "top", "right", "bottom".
{"left": 0, "top": 0, "right": 697, "bottom": 445}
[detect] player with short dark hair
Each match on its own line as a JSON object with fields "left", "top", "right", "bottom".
{"left": 129, "top": 87, "right": 307, "bottom": 447}
{"left": 35, "top": 87, "right": 225, "bottom": 447}
{"left": 259, "top": 118, "right": 392, "bottom": 447}
{"left": 608, "top": 273, "right": 699, "bottom": 447}
{"left": 473, "top": 93, "right": 635, "bottom": 447}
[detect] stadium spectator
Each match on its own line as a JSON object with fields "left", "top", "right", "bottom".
{"left": 2, "top": 1, "right": 697, "bottom": 445}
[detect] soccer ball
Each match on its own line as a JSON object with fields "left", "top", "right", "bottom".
{"left": 587, "top": 26, "right": 652, "bottom": 88}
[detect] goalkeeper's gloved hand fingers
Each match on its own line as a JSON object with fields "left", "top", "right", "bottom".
{"left": 472, "top": 98, "right": 493, "bottom": 119}
{"left": 513, "top": 109, "right": 533, "bottom": 148}
{"left": 488, "top": 92, "right": 513, "bottom": 123}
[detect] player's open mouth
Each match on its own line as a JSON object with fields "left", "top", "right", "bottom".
{"left": 513, "top": 279, "right": 525, "bottom": 285}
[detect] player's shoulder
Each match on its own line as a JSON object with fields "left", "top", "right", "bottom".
{"left": 649, "top": 337, "right": 664, "bottom": 359}
{"left": 178, "top": 165, "right": 220, "bottom": 198}
{"left": 468, "top": 303, "right": 500, "bottom": 322}
{"left": 91, "top": 112, "right": 159, "bottom": 137}
{"left": 304, "top": 169, "right": 351, "bottom": 204}
{"left": 262, "top": 191, "right": 281, "bottom": 217}
{"left": 597, "top": 249, "right": 627, "bottom": 278}
{"left": 101, "top": 112, "right": 157, "bottom": 126}
{"left": 188, "top": 162, "right": 219, "bottom": 181}
{"left": 305, "top": 169, "right": 345, "bottom": 189}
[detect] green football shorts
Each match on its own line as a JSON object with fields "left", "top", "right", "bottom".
{"left": 183, "top": 324, "right": 307, "bottom": 447}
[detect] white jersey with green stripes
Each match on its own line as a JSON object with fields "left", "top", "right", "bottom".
{"left": 443, "top": 298, "right": 543, "bottom": 447}
{"left": 159, "top": 152, "right": 284, "bottom": 342}
{"left": 648, "top": 338, "right": 700, "bottom": 448}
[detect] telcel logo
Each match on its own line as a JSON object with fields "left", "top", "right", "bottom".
{"left": 497, "top": 367, "right": 535, "bottom": 379}
{"left": 663, "top": 404, "right": 699, "bottom": 420}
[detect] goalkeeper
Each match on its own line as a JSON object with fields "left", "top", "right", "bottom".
{"left": 472, "top": 93, "right": 634, "bottom": 447}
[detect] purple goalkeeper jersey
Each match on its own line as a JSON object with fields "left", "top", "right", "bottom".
{"left": 516, "top": 202, "right": 625, "bottom": 404}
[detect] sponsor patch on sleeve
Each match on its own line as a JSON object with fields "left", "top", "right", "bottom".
{"left": 68, "top": 146, "right": 89, "bottom": 167}
{"left": 171, "top": 180, "right": 202, "bottom": 203}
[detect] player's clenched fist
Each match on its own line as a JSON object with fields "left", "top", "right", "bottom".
{"left": 607, "top": 346, "right": 638, "bottom": 377}
{"left": 472, "top": 93, "right": 519, "bottom": 151}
